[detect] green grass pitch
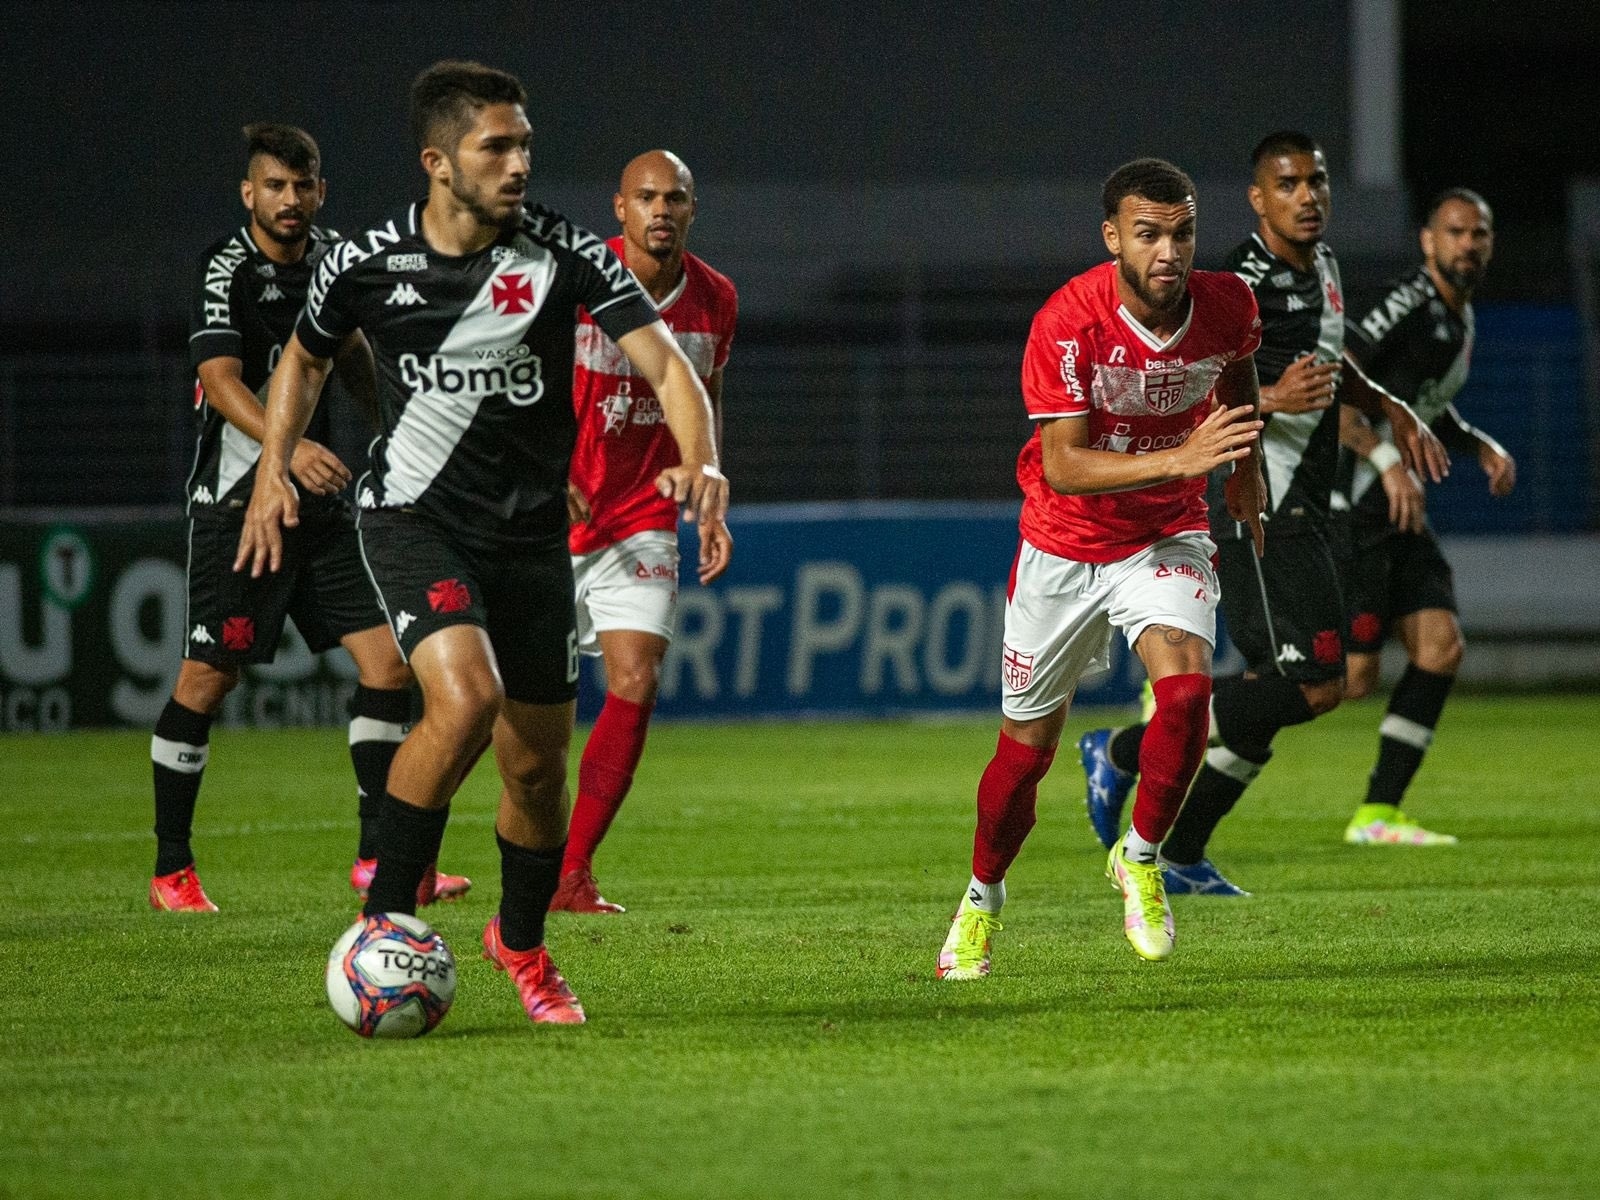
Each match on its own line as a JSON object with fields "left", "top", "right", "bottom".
{"left": 1, "top": 695, "right": 1595, "bottom": 1199}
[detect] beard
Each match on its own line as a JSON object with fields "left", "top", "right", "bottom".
{"left": 1119, "top": 257, "right": 1186, "bottom": 315}
{"left": 1436, "top": 258, "right": 1484, "bottom": 293}
{"left": 449, "top": 170, "right": 521, "bottom": 232}
{"left": 256, "top": 213, "right": 309, "bottom": 247}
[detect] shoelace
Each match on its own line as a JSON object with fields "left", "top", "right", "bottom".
{"left": 955, "top": 910, "right": 1001, "bottom": 966}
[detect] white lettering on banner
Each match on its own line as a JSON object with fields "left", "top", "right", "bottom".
{"left": 109, "top": 559, "right": 185, "bottom": 725}
{"left": 924, "top": 583, "right": 988, "bottom": 695}
{"left": 220, "top": 681, "right": 357, "bottom": 729}
{"left": 787, "top": 563, "right": 867, "bottom": 694}
{"left": 724, "top": 586, "right": 784, "bottom": 697}
{"left": 663, "top": 591, "right": 723, "bottom": 700}
{"left": 0, "top": 686, "right": 72, "bottom": 731}
{"left": 0, "top": 565, "right": 72, "bottom": 684}
{"left": 861, "top": 585, "right": 924, "bottom": 694}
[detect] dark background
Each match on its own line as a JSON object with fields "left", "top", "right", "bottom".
{"left": 0, "top": 0, "right": 1595, "bottom": 521}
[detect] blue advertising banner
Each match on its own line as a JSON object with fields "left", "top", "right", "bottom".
{"left": 582, "top": 501, "right": 1174, "bottom": 720}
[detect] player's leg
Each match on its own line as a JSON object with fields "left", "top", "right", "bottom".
{"left": 151, "top": 511, "right": 292, "bottom": 911}
{"left": 556, "top": 530, "right": 679, "bottom": 912}
{"left": 149, "top": 657, "right": 237, "bottom": 911}
{"left": 1344, "top": 528, "right": 1461, "bottom": 845}
{"left": 1155, "top": 533, "right": 1346, "bottom": 888}
{"left": 339, "top": 625, "right": 413, "bottom": 889}
{"left": 938, "top": 541, "right": 1095, "bottom": 980}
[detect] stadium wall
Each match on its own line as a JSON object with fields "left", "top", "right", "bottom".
{"left": 1, "top": 504, "right": 1595, "bottom": 732}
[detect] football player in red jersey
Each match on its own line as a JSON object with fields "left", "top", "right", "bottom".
{"left": 937, "top": 158, "right": 1266, "bottom": 977}
{"left": 553, "top": 151, "right": 737, "bottom": 913}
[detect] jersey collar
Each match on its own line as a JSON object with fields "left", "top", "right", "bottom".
{"left": 1116, "top": 296, "right": 1194, "bottom": 353}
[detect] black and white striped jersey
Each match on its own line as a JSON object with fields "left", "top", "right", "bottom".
{"left": 1208, "top": 234, "right": 1347, "bottom": 539}
{"left": 296, "top": 203, "right": 659, "bottom": 552}
{"left": 1341, "top": 267, "right": 1474, "bottom": 523}
{"left": 186, "top": 225, "right": 340, "bottom": 514}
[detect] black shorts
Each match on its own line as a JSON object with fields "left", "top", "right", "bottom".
{"left": 184, "top": 504, "right": 384, "bottom": 666}
{"left": 357, "top": 508, "right": 578, "bottom": 705}
{"left": 1340, "top": 519, "right": 1457, "bottom": 654}
{"left": 1217, "top": 526, "right": 1347, "bottom": 682}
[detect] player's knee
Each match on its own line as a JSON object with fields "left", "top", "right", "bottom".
{"left": 429, "top": 673, "right": 503, "bottom": 745}
{"left": 1151, "top": 672, "right": 1211, "bottom": 728}
{"left": 1416, "top": 628, "right": 1464, "bottom": 676}
{"left": 174, "top": 661, "right": 240, "bottom": 713}
{"left": 605, "top": 657, "right": 661, "bottom": 705}
{"left": 498, "top": 746, "right": 567, "bottom": 807}
{"left": 1303, "top": 676, "right": 1345, "bottom": 716}
{"left": 1344, "top": 656, "right": 1380, "bottom": 701}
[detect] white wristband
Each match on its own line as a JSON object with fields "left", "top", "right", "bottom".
{"left": 701, "top": 464, "right": 726, "bottom": 481}
{"left": 1366, "top": 442, "right": 1403, "bottom": 473}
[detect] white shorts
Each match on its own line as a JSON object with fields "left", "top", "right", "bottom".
{"left": 1000, "top": 532, "right": 1219, "bottom": 720}
{"left": 572, "top": 528, "right": 680, "bottom": 655}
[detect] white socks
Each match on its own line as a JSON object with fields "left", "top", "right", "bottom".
{"left": 965, "top": 875, "right": 1005, "bottom": 913}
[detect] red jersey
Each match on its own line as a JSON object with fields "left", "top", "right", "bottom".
{"left": 1016, "top": 261, "right": 1261, "bottom": 563}
{"left": 569, "top": 239, "right": 738, "bottom": 555}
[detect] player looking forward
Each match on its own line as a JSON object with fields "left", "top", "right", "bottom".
{"left": 936, "top": 158, "right": 1266, "bottom": 978}
{"left": 150, "top": 123, "right": 467, "bottom": 913}
{"left": 553, "top": 150, "right": 737, "bottom": 914}
{"left": 1077, "top": 132, "right": 1449, "bottom": 893}
{"left": 1336, "top": 188, "right": 1511, "bottom": 846}
{"left": 237, "top": 62, "right": 727, "bottom": 1025}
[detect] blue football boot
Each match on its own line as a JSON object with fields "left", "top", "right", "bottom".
{"left": 1159, "top": 857, "right": 1251, "bottom": 897}
{"left": 1078, "top": 728, "right": 1134, "bottom": 850}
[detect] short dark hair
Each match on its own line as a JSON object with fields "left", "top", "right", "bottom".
{"left": 242, "top": 123, "right": 319, "bottom": 176}
{"left": 1250, "top": 130, "right": 1321, "bottom": 170}
{"left": 410, "top": 60, "right": 527, "bottom": 152}
{"left": 1426, "top": 187, "right": 1492, "bottom": 226}
{"left": 1102, "top": 158, "right": 1197, "bottom": 218}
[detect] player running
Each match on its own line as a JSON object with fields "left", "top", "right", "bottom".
{"left": 553, "top": 150, "right": 737, "bottom": 914}
{"left": 237, "top": 62, "right": 727, "bottom": 1025}
{"left": 936, "top": 158, "right": 1267, "bottom": 977}
{"left": 1077, "top": 133, "right": 1449, "bottom": 894}
{"left": 1335, "top": 189, "right": 1512, "bottom": 846}
{"left": 150, "top": 123, "right": 468, "bottom": 913}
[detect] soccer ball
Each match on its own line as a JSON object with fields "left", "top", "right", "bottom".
{"left": 326, "top": 912, "right": 456, "bottom": 1038}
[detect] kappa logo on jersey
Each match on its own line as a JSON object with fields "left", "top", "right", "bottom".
{"left": 491, "top": 272, "right": 536, "bottom": 315}
{"left": 1277, "top": 643, "right": 1307, "bottom": 664}
{"left": 398, "top": 346, "right": 545, "bottom": 405}
{"left": 190, "top": 484, "right": 214, "bottom": 504}
{"left": 358, "top": 486, "right": 376, "bottom": 508}
{"left": 189, "top": 624, "right": 214, "bottom": 645}
{"left": 600, "top": 390, "right": 632, "bottom": 434}
{"left": 394, "top": 611, "right": 416, "bottom": 638}
{"left": 1286, "top": 293, "right": 1309, "bottom": 312}
{"left": 222, "top": 616, "right": 255, "bottom": 652}
{"left": 1002, "top": 645, "right": 1035, "bottom": 691}
{"left": 385, "top": 283, "right": 427, "bottom": 307}
{"left": 427, "top": 579, "right": 472, "bottom": 614}
{"left": 386, "top": 253, "right": 427, "bottom": 273}
{"left": 259, "top": 283, "right": 285, "bottom": 302}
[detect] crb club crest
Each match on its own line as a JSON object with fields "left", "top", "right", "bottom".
{"left": 600, "top": 380, "right": 633, "bottom": 435}
{"left": 1002, "top": 645, "right": 1035, "bottom": 691}
{"left": 1143, "top": 368, "right": 1189, "bottom": 414}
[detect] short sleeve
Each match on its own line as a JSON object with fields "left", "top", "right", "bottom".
{"left": 295, "top": 247, "right": 358, "bottom": 359}
{"left": 572, "top": 235, "right": 660, "bottom": 345}
{"left": 1020, "top": 302, "right": 1091, "bottom": 420}
{"left": 188, "top": 246, "right": 243, "bottom": 370}
{"left": 714, "top": 279, "right": 738, "bottom": 370}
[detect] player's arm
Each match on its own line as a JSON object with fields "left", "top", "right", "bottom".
{"left": 1436, "top": 402, "right": 1515, "bottom": 496}
{"left": 614, "top": 320, "right": 728, "bottom": 527}
{"left": 1336, "top": 352, "right": 1449, "bottom": 484}
{"left": 235, "top": 333, "right": 336, "bottom": 577}
{"left": 1039, "top": 401, "right": 1261, "bottom": 496}
{"left": 196, "top": 355, "right": 350, "bottom": 498}
{"left": 1339, "top": 403, "right": 1424, "bottom": 533}
{"left": 693, "top": 365, "right": 732, "bottom": 584}
{"left": 332, "top": 330, "right": 382, "bottom": 434}
{"left": 1214, "top": 354, "right": 1268, "bottom": 558}
{"left": 1260, "top": 353, "right": 1339, "bottom": 415}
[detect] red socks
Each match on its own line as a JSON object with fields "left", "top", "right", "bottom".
{"left": 972, "top": 731, "right": 1056, "bottom": 884}
{"left": 1130, "top": 673, "right": 1212, "bottom": 844}
{"left": 562, "top": 693, "right": 653, "bottom": 877}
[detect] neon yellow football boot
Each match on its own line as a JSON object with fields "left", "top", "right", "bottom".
{"left": 1106, "top": 840, "right": 1175, "bottom": 961}
{"left": 937, "top": 895, "right": 1003, "bottom": 980}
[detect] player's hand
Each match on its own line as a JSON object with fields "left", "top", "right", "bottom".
{"left": 696, "top": 519, "right": 733, "bottom": 584}
{"left": 655, "top": 462, "right": 729, "bottom": 527}
{"left": 288, "top": 439, "right": 352, "bottom": 497}
{"left": 566, "top": 482, "right": 592, "bottom": 526}
{"left": 1380, "top": 463, "right": 1426, "bottom": 534}
{"left": 1380, "top": 397, "right": 1449, "bottom": 483}
{"left": 1224, "top": 460, "right": 1267, "bottom": 558}
{"left": 1481, "top": 445, "right": 1517, "bottom": 496}
{"left": 1168, "top": 404, "right": 1262, "bottom": 479}
{"left": 1262, "top": 354, "right": 1338, "bottom": 415}
{"left": 235, "top": 467, "right": 299, "bottom": 578}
